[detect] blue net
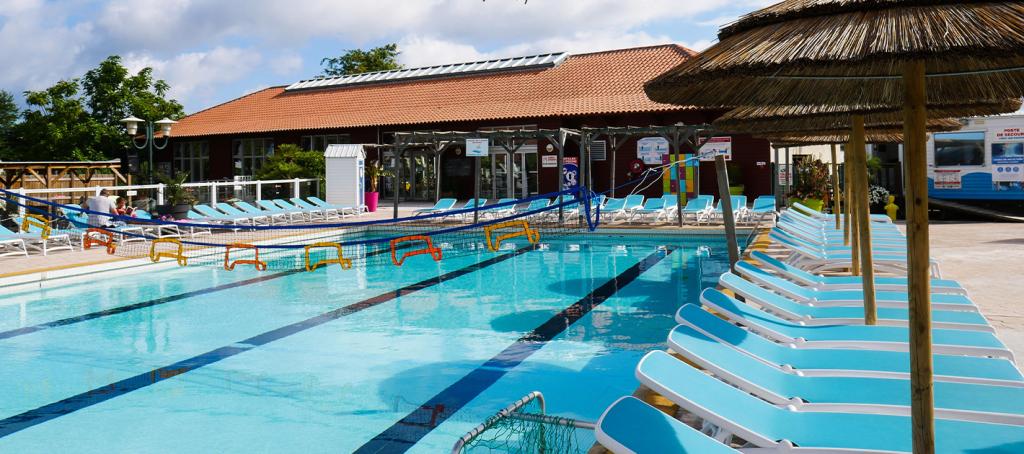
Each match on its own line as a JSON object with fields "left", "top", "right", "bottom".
{"left": 0, "top": 187, "right": 600, "bottom": 272}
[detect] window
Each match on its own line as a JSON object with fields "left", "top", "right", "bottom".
{"left": 934, "top": 131, "right": 985, "bottom": 167}
{"left": 173, "top": 142, "right": 209, "bottom": 182}
{"left": 232, "top": 138, "right": 275, "bottom": 176}
{"left": 300, "top": 134, "right": 351, "bottom": 151}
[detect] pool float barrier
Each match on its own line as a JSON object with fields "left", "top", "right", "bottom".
{"left": 304, "top": 242, "right": 352, "bottom": 272}
{"left": 484, "top": 220, "right": 539, "bottom": 251}
{"left": 224, "top": 243, "right": 267, "bottom": 271}
{"left": 390, "top": 235, "right": 442, "bottom": 266}
{"left": 84, "top": 228, "right": 117, "bottom": 254}
{"left": 150, "top": 238, "right": 188, "bottom": 266}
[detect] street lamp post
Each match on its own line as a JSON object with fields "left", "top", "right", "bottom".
{"left": 120, "top": 116, "right": 177, "bottom": 181}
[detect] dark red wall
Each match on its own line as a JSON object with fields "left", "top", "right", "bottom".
{"left": 168, "top": 111, "right": 772, "bottom": 202}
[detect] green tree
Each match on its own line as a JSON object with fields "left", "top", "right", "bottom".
{"left": 4, "top": 56, "right": 184, "bottom": 161}
{"left": 8, "top": 80, "right": 108, "bottom": 161}
{"left": 0, "top": 90, "right": 17, "bottom": 157}
{"left": 321, "top": 43, "right": 403, "bottom": 76}
{"left": 255, "top": 144, "right": 325, "bottom": 180}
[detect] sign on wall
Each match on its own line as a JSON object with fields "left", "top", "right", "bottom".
{"left": 466, "top": 138, "right": 489, "bottom": 157}
{"left": 541, "top": 155, "right": 558, "bottom": 168}
{"left": 698, "top": 136, "right": 732, "bottom": 161}
{"left": 562, "top": 157, "right": 579, "bottom": 190}
{"left": 934, "top": 169, "right": 962, "bottom": 189}
{"left": 637, "top": 137, "right": 669, "bottom": 165}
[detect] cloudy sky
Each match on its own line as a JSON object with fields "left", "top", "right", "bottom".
{"left": 0, "top": 0, "right": 776, "bottom": 113}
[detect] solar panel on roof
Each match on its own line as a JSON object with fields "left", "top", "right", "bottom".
{"left": 284, "top": 52, "right": 568, "bottom": 91}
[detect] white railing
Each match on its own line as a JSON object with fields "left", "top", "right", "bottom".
{"left": 9, "top": 178, "right": 320, "bottom": 216}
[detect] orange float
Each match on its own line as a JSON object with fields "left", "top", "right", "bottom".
{"left": 390, "top": 235, "right": 442, "bottom": 266}
{"left": 224, "top": 243, "right": 267, "bottom": 271}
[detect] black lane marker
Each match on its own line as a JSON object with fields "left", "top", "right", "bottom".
{"left": 0, "top": 245, "right": 534, "bottom": 438}
{"left": 0, "top": 244, "right": 410, "bottom": 341}
{"left": 355, "top": 246, "right": 675, "bottom": 454}
{"left": 0, "top": 272, "right": 298, "bottom": 341}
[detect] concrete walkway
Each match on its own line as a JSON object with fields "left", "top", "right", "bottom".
{"left": 927, "top": 221, "right": 1024, "bottom": 360}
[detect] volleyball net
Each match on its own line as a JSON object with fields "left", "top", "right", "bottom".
{"left": 0, "top": 186, "right": 601, "bottom": 272}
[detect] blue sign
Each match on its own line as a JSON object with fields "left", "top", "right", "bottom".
{"left": 562, "top": 163, "right": 579, "bottom": 189}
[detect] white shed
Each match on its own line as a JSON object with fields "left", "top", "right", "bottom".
{"left": 325, "top": 144, "right": 365, "bottom": 209}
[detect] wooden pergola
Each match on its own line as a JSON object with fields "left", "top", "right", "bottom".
{"left": 0, "top": 160, "right": 129, "bottom": 189}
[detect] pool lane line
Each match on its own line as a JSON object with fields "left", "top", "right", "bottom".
{"left": 0, "top": 243, "right": 415, "bottom": 341}
{"left": 0, "top": 245, "right": 537, "bottom": 439}
{"left": 0, "top": 271, "right": 300, "bottom": 341}
{"left": 355, "top": 246, "right": 676, "bottom": 454}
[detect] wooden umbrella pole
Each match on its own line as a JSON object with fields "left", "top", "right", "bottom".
{"left": 904, "top": 60, "right": 935, "bottom": 454}
{"left": 843, "top": 145, "right": 852, "bottom": 246}
{"left": 851, "top": 115, "right": 877, "bottom": 325}
{"left": 831, "top": 143, "right": 841, "bottom": 231}
{"left": 847, "top": 138, "right": 860, "bottom": 276}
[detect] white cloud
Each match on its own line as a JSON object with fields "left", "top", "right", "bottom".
{"left": 269, "top": 53, "right": 303, "bottom": 76}
{"left": 123, "top": 47, "right": 263, "bottom": 108}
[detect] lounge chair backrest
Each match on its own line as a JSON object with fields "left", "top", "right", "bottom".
{"left": 602, "top": 198, "right": 626, "bottom": 211}
{"left": 524, "top": 198, "right": 550, "bottom": 211}
{"left": 272, "top": 199, "right": 302, "bottom": 210}
{"left": 623, "top": 194, "right": 645, "bottom": 209}
{"left": 234, "top": 201, "right": 264, "bottom": 214}
{"left": 750, "top": 251, "right": 816, "bottom": 283}
{"left": 731, "top": 195, "right": 747, "bottom": 210}
{"left": 674, "top": 304, "right": 781, "bottom": 362}
{"left": 256, "top": 200, "right": 284, "bottom": 212}
{"left": 721, "top": 270, "right": 813, "bottom": 309}
{"left": 752, "top": 196, "right": 776, "bottom": 212}
{"left": 431, "top": 198, "right": 457, "bottom": 210}
{"left": 682, "top": 198, "right": 707, "bottom": 212}
{"left": 641, "top": 198, "right": 666, "bottom": 211}
{"left": 194, "top": 204, "right": 227, "bottom": 218}
{"left": 218, "top": 204, "right": 247, "bottom": 215}
{"left": 135, "top": 210, "right": 152, "bottom": 220}
{"left": 463, "top": 198, "right": 486, "bottom": 209}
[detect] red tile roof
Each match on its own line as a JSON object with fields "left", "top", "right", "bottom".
{"left": 172, "top": 44, "right": 698, "bottom": 138}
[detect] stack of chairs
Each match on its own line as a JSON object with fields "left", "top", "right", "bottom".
{"left": 594, "top": 206, "right": 1024, "bottom": 453}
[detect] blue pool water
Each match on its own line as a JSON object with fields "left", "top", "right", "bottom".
{"left": 0, "top": 233, "right": 730, "bottom": 453}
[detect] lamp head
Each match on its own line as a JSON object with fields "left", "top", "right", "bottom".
{"left": 120, "top": 116, "right": 143, "bottom": 136}
{"left": 155, "top": 118, "right": 177, "bottom": 136}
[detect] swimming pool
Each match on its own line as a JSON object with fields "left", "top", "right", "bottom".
{"left": 0, "top": 233, "right": 731, "bottom": 453}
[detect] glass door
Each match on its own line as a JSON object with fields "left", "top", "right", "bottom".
{"left": 492, "top": 152, "right": 510, "bottom": 200}
{"left": 513, "top": 152, "right": 539, "bottom": 198}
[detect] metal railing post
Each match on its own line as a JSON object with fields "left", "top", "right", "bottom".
{"left": 16, "top": 188, "right": 26, "bottom": 217}
{"left": 210, "top": 182, "right": 218, "bottom": 207}
{"left": 293, "top": 178, "right": 301, "bottom": 199}
{"left": 256, "top": 181, "right": 263, "bottom": 201}
{"left": 156, "top": 184, "right": 165, "bottom": 205}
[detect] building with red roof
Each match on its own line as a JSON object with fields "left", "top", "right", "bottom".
{"left": 165, "top": 44, "right": 771, "bottom": 201}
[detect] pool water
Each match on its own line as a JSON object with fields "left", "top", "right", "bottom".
{"left": 0, "top": 233, "right": 730, "bottom": 453}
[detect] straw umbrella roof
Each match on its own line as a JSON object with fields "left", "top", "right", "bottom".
{"left": 750, "top": 117, "right": 962, "bottom": 137}
{"left": 712, "top": 100, "right": 1019, "bottom": 134}
{"left": 762, "top": 118, "right": 962, "bottom": 145}
{"left": 645, "top": 1, "right": 1024, "bottom": 107}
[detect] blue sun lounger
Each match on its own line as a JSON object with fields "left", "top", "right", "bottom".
{"left": 192, "top": 204, "right": 255, "bottom": 226}
{"left": 698, "top": 288, "right": 1013, "bottom": 360}
{"left": 291, "top": 197, "right": 342, "bottom": 219}
{"left": 596, "top": 396, "right": 740, "bottom": 454}
{"left": 412, "top": 198, "right": 457, "bottom": 216}
{"left": 733, "top": 261, "right": 977, "bottom": 312}
{"left": 255, "top": 199, "right": 306, "bottom": 223}
{"left": 792, "top": 201, "right": 893, "bottom": 223}
{"left": 273, "top": 198, "right": 323, "bottom": 220}
{"left": 629, "top": 196, "right": 669, "bottom": 222}
{"left": 718, "top": 272, "right": 990, "bottom": 332}
{"left": 218, "top": 203, "right": 272, "bottom": 225}
{"left": 636, "top": 347, "right": 1024, "bottom": 453}
{"left": 750, "top": 250, "right": 966, "bottom": 295}
{"left": 234, "top": 200, "right": 288, "bottom": 224}
{"left": 747, "top": 195, "right": 777, "bottom": 224}
{"left": 673, "top": 304, "right": 1023, "bottom": 387}
{"left": 650, "top": 331, "right": 1024, "bottom": 425}
{"left": 306, "top": 196, "right": 360, "bottom": 216}
{"left": 605, "top": 194, "right": 644, "bottom": 221}
{"left": 681, "top": 196, "right": 713, "bottom": 224}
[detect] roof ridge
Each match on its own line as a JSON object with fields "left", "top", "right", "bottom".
{"left": 569, "top": 43, "right": 693, "bottom": 58}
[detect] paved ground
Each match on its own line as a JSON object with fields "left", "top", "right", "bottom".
{"left": 927, "top": 221, "right": 1024, "bottom": 360}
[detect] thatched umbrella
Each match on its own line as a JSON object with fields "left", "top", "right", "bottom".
{"left": 645, "top": 2, "right": 1024, "bottom": 451}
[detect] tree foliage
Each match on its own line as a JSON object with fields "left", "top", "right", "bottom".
{"left": 255, "top": 144, "right": 325, "bottom": 180}
{"left": 0, "top": 55, "right": 184, "bottom": 161}
{"left": 0, "top": 90, "right": 17, "bottom": 155}
{"left": 321, "top": 43, "right": 403, "bottom": 76}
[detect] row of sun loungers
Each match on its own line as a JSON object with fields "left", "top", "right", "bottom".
{"left": 594, "top": 206, "right": 1023, "bottom": 453}
{"left": 0, "top": 196, "right": 360, "bottom": 258}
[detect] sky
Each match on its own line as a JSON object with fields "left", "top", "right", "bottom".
{"left": 0, "top": 0, "right": 777, "bottom": 114}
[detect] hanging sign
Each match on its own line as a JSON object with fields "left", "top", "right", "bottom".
{"left": 698, "top": 136, "right": 732, "bottom": 161}
{"left": 563, "top": 159, "right": 579, "bottom": 190}
{"left": 466, "top": 138, "right": 489, "bottom": 157}
{"left": 933, "top": 169, "right": 962, "bottom": 189}
{"left": 637, "top": 137, "right": 669, "bottom": 165}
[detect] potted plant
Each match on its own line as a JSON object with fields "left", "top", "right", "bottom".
{"left": 364, "top": 160, "right": 393, "bottom": 212}
{"left": 156, "top": 171, "right": 197, "bottom": 219}
{"left": 787, "top": 159, "right": 829, "bottom": 212}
